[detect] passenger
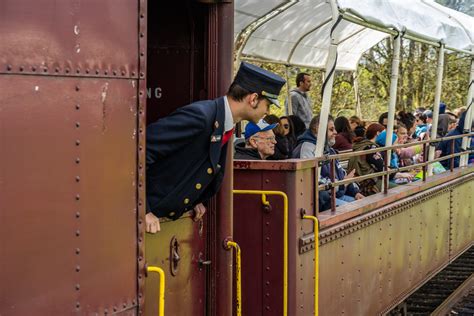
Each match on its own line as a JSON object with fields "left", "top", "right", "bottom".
{"left": 349, "top": 115, "right": 362, "bottom": 131}
{"left": 145, "top": 62, "right": 285, "bottom": 233}
{"left": 423, "top": 109, "right": 434, "bottom": 133}
{"left": 378, "top": 111, "right": 398, "bottom": 130}
{"left": 286, "top": 72, "right": 313, "bottom": 128}
{"left": 453, "top": 106, "right": 466, "bottom": 118}
{"left": 375, "top": 130, "right": 414, "bottom": 183}
{"left": 396, "top": 122, "right": 423, "bottom": 167}
{"left": 334, "top": 116, "right": 354, "bottom": 151}
{"left": 234, "top": 119, "right": 277, "bottom": 160}
{"left": 263, "top": 114, "right": 290, "bottom": 160}
{"left": 414, "top": 112, "right": 428, "bottom": 139}
{"left": 292, "top": 115, "right": 364, "bottom": 208}
{"left": 398, "top": 111, "right": 416, "bottom": 140}
{"left": 280, "top": 116, "right": 297, "bottom": 154}
{"left": 438, "top": 111, "right": 474, "bottom": 168}
{"left": 348, "top": 123, "right": 385, "bottom": 195}
{"left": 289, "top": 114, "right": 306, "bottom": 138}
{"left": 437, "top": 113, "right": 457, "bottom": 138}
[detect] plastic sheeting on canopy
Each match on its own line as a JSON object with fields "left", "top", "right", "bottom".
{"left": 235, "top": 0, "right": 474, "bottom": 71}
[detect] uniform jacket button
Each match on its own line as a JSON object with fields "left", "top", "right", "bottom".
{"left": 195, "top": 183, "right": 202, "bottom": 190}
{"left": 184, "top": 198, "right": 190, "bottom": 205}
{"left": 207, "top": 168, "right": 213, "bottom": 175}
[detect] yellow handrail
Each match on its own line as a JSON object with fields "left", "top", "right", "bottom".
{"left": 225, "top": 240, "right": 242, "bottom": 316}
{"left": 147, "top": 266, "right": 165, "bottom": 316}
{"left": 302, "top": 215, "right": 319, "bottom": 316}
{"left": 233, "top": 189, "right": 289, "bottom": 316}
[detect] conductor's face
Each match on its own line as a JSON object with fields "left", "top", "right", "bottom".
{"left": 247, "top": 94, "right": 271, "bottom": 123}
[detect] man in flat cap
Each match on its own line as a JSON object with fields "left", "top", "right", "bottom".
{"left": 146, "top": 62, "right": 286, "bottom": 233}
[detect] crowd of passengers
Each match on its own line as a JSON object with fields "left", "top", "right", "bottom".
{"left": 234, "top": 72, "right": 474, "bottom": 212}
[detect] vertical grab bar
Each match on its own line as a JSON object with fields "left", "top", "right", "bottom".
{"left": 301, "top": 211, "right": 320, "bottom": 316}
{"left": 233, "top": 190, "right": 289, "bottom": 316}
{"left": 147, "top": 266, "right": 165, "bottom": 316}
{"left": 225, "top": 240, "right": 242, "bottom": 316}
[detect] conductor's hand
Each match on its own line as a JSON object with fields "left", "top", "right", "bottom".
{"left": 146, "top": 213, "right": 161, "bottom": 233}
{"left": 193, "top": 203, "right": 206, "bottom": 221}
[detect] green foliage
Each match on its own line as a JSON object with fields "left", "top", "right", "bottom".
{"left": 257, "top": 38, "right": 471, "bottom": 122}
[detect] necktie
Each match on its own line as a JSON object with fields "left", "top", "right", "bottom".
{"left": 221, "top": 128, "right": 234, "bottom": 146}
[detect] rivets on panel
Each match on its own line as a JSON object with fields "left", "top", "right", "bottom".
{"left": 76, "top": 265, "right": 80, "bottom": 272}
{"left": 76, "top": 176, "right": 80, "bottom": 182}
{"left": 75, "top": 284, "right": 80, "bottom": 290}
{"left": 76, "top": 302, "right": 80, "bottom": 309}
{"left": 31, "top": 66, "right": 36, "bottom": 72}
{"left": 6, "top": 65, "right": 12, "bottom": 71}
{"left": 85, "top": 69, "right": 90, "bottom": 74}
{"left": 75, "top": 248, "right": 80, "bottom": 254}
{"left": 65, "top": 68, "right": 70, "bottom": 74}
{"left": 76, "top": 158, "right": 80, "bottom": 164}
{"left": 76, "top": 140, "right": 80, "bottom": 146}
{"left": 19, "top": 66, "right": 24, "bottom": 72}
{"left": 96, "top": 69, "right": 100, "bottom": 75}
{"left": 76, "top": 194, "right": 80, "bottom": 200}
{"left": 75, "top": 212, "right": 80, "bottom": 218}
{"left": 75, "top": 85, "right": 80, "bottom": 91}
{"left": 76, "top": 230, "right": 80, "bottom": 237}
{"left": 55, "top": 68, "right": 60, "bottom": 73}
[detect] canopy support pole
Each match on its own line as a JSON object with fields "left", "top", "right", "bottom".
{"left": 428, "top": 44, "right": 445, "bottom": 175}
{"left": 460, "top": 55, "right": 474, "bottom": 167}
{"left": 384, "top": 33, "right": 402, "bottom": 191}
{"left": 285, "top": 65, "right": 293, "bottom": 115}
{"left": 353, "top": 72, "right": 362, "bottom": 118}
{"left": 314, "top": 0, "right": 340, "bottom": 158}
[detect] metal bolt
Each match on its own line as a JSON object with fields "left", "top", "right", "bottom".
{"left": 76, "top": 230, "right": 80, "bottom": 237}
{"left": 75, "top": 104, "right": 80, "bottom": 110}
{"left": 76, "top": 158, "right": 80, "bottom": 164}
{"left": 75, "top": 284, "right": 80, "bottom": 290}
{"left": 76, "top": 265, "right": 80, "bottom": 272}
{"left": 76, "top": 176, "right": 80, "bottom": 182}
{"left": 75, "top": 194, "right": 80, "bottom": 200}
{"left": 75, "top": 248, "right": 80, "bottom": 254}
{"left": 75, "top": 85, "right": 80, "bottom": 91}
{"left": 75, "top": 140, "right": 80, "bottom": 146}
{"left": 76, "top": 302, "right": 80, "bottom": 309}
{"left": 75, "top": 212, "right": 80, "bottom": 218}
{"left": 6, "top": 65, "right": 12, "bottom": 71}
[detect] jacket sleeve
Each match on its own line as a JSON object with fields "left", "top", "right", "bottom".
{"left": 146, "top": 105, "right": 207, "bottom": 168}
{"left": 291, "top": 93, "right": 301, "bottom": 116}
{"left": 300, "top": 142, "right": 316, "bottom": 159}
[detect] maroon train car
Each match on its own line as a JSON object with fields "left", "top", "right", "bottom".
{"left": 1, "top": 1, "right": 234, "bottom": 315}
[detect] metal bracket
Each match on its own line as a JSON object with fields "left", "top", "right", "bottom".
{"left": 170, "top": 236, "right": 180, "bottom": 276}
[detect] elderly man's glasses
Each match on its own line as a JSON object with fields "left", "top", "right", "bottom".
{"left": 253, "top": 136, "right": 276, "bottom": 142}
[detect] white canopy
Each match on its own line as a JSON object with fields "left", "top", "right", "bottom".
{"left": 235, "top": 0, "right": 474, "bottom": 71}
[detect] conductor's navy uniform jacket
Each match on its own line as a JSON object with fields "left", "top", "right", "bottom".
{"left": 146, "top": 97, "right": 229, "bottom": 220}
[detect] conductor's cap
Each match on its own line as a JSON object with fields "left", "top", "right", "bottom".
{"left": 233, "top": 62, "right": 286, "bottom": 108}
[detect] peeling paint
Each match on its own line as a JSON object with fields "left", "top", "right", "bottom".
{"left": 101, "top": 83, "right": 109, "bottom": 132}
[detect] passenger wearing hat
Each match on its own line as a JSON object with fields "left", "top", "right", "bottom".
{"left": 145, "top": 62, "right": 285, "bottom": 233}
{"left": 234, "top": 119, "right": 278, "bottom": 160}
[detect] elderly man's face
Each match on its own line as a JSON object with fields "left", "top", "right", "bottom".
{"left": 250, "top": 130, "right": 276, "bottom": 159}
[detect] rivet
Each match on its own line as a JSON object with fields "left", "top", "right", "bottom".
{"left": 123, "top": 303, "right": 127, "bottom": 308}
{"left": 132, "top": 72, "right": 136, "bottom": 77}
{"left": 76, "top": 140, "right": 80, "bottom": 146}
{"left": 266, "top": 266, "right": 270, "bottom": 271}
{"left": 75, "top": 248, "right": 80, "bottom": 254}
{"left": 65, "top": 68, "right": 70, "bottom": 74}
{"left": 104, "top": 308, "right": 108, "bottom": 314}
{"left": 140, "top": 14, "right": 145, "bottom": 18}
{"left": 75, "top": 284, "right": 80, "bottom": 290}
{"left": 76, "top": 302, "right": 80, "bottom": 308}
{"left": 55, "top": 68, "right": 60, "bottom": 73}
{"left": 76, "top": 69, "right": 80, "bottom": 74}
{"left": 104, "top": 70, "right": 108, "bottom": 75}
{"left": 85, "top": 69, "right": 90, "bottom": 74}
{"left": 95, "top": 69, "right": 100, "bottom": 75}
{"left": 76, "top": 230, "right": 80, "bottom": 236}
{"left": 75, "top": 176, "right": 80, "bottom": 182}
{"left": 113, "top": 306, "right": 118, "bottom": 312}
{"left": 31, "top": 66, "right": 36, "bottom": 72}
{"left": 75, "top": 212, "right": 80, "bottom": 218}
{"left": 138, "top": 219, "right": 143, "bottom": 225}
{"left": 140, "top": 72, "right": 144, "bottom": 78}
{"left": 6, "top": 65, "right": 12, "bottom": 71}
{"left": 75, "top": 86, "right": 80, "bottom": 91}
{"left": 113, "top": 70, "right": 117, "bottom": 76}
{"left": 75, "top": 104, "right": 80, "bottom": 110}
{"left": 140, "top": 33, "right": 144, "bottom": 38}
{"left": 140, "top": 52, "right": 145, "bottom": 57}
{"left": 138, "top": 237, "right": 143, "bottom": 243}
{"left": 76, "top": 194, "right": 80, "bottom": 200}
{"left": 76, "top": 158, "right": 80, "bottom": 163}
{"left": 43, "top": 68, "right": 48, "bottom": 73}
{"left": 76, "top": 265, "right": 80, "bottom": 272}
{"left": 266, "top": 281, "right": 270, "bottom": 285}
{"left": 19, "top": 66, "right": 24, "bottom": 71}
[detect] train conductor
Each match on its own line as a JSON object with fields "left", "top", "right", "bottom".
{"left": 145, "top": 62, "right": 286, "bottom": 233}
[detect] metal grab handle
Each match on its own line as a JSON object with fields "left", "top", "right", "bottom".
{"left": 301, "top": 212, "right": 320, "bottom": 316}
{"left": 147, "top": 266, "right": 165, "bottom": 316}
{"left": 225, "top": 240, "right": 242, "bottom": 316}
{"left": 233, "top": 190, "right": 289, "bottom": 316}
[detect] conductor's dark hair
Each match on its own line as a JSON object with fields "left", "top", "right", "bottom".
{"left": 296, "top": 72, "right": 310, "bottom": 87}
{"left": 227, "top": 83, "right": 265, "bottom": 102}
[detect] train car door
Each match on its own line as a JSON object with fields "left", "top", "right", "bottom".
{"left": 143, "top": 1, "right": 234, "bottom": 315}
